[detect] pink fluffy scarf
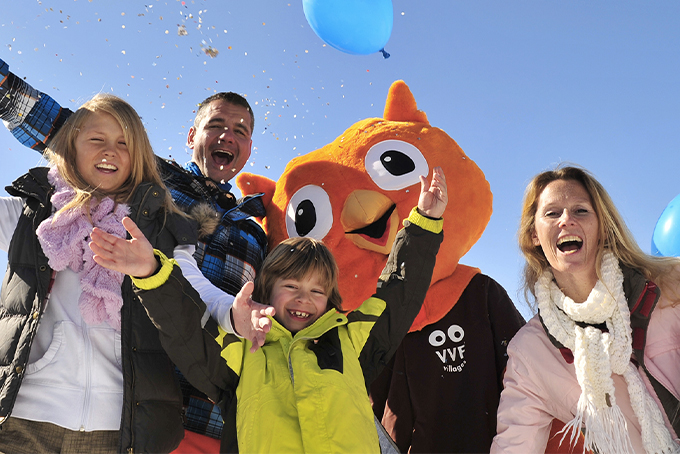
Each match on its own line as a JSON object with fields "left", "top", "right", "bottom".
{"left": 36, "top": 167, "right": 130, "bottom": 330}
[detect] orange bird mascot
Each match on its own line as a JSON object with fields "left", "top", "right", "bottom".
{"left": 238, "top": 81, "right": 583, "bottom": 453}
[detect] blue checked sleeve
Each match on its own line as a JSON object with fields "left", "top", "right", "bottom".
{"left": 0, "top": 57, "right": 73, "bottom": 153}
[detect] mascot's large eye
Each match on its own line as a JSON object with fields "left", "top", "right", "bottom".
{"left": 285, "top": 185, "right": 333, "bottom": 240}
{"left": 365, "top": 139, "right": 429, "bottom": 191}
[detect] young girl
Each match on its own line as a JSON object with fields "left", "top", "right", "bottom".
{"left": 90, "top": 167, "right": 447, "bottom": 453}
{"left": 0, "top": 94, "right": 198, "bottom": 453}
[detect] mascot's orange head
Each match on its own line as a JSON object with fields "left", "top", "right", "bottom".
{"left": 238, "top": 80, "right": 492, "bottom": 312}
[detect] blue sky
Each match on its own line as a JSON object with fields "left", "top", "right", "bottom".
{"left": 2, "top": 1, "right": 679, "bottom": 320}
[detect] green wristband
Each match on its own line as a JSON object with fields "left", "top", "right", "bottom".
{"left": 404, "top": 207, "right": 443, "bottom": 234}
{"left": 131, "top": 249, "right": 178, "bottom": 290}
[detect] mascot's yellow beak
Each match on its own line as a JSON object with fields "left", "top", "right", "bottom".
{"left": 341, "top": 190, "right": 400, "bottom": 254}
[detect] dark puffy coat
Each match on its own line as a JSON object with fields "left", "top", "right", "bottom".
{"left": 0, "top": 167, "right": 197, "bottom": 453}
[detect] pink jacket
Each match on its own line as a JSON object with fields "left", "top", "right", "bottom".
{"left": 491, "top": 296, "right": 680, "bottom": 453}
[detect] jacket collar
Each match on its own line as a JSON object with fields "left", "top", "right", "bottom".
{"left": 621, "top": 263, "right": 651, "bottom": 311}
{"left": 183, "top": 161, "right": 232, "bottom": 192}
{"left": 5, "top": 167, "right": 166, "bottom": 218}
{"left": 6, "top": 167, "right": 52, "bottom": 203}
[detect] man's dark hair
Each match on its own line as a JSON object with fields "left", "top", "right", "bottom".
{"left": 194, "top": 92, "right": 255, "bottom": 131}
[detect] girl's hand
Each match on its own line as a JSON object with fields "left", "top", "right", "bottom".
{"left": 90, "top": 216, "right": 158, "bottom": 278}
{"left": 418, "top": 166, "right": 448, "bottom": 219}
{"left": 231, "top": 282, "right": 276, "bottom": 353}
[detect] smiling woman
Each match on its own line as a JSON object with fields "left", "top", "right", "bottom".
{"left": 531, "top": 179, "right": 600, "bottom": 303}
{"left": 491, "top": 165, "right": 680, "bottom": 454}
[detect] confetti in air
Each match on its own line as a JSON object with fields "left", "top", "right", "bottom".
{"left": 177, "top": 24, "right": 188, "bottom": 36}
{"left": 203, "top": 46, "right": 219, "bottom": 57}
{"left": 200, "top": 40, "right": 219, "bottom": 58}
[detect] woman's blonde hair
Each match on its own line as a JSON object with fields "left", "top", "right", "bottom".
{"left": 45, "top": 93, "right": 177, "bottom": 216}
{"left": 253, "top": 237, "right": 343, "bottom": 313}
{"left": 519, "top": 164, "right": 680, "bottom": 306}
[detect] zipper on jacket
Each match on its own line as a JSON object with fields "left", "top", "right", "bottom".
{"left": 113, "top": 280, "right": 135, "bottom": 451}
{"left": 286, "top": 336, "right": 314, "bottom": 387}
{"left": 284, "top": 319, "right": 345, "bottom": 387}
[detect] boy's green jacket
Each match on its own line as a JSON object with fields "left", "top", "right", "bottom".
{"left": 133, "top": 209, "right": 443, "bottom": 453}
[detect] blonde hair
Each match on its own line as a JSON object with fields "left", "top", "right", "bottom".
{"left": 253, "top": 237, "right": 343, "bottom": 313}
{"left": 519, "top": 164, "right": 680, "bottom": 306}
{"left": 45, "top": 93, "right": 178, "bottom": 216}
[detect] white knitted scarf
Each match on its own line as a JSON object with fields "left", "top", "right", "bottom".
{"left": 536, "top": 250, "right": 678, "bottom": 454}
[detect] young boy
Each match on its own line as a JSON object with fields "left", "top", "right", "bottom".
{"left": 91, "top": 167, "right": 447, "bottom": 453}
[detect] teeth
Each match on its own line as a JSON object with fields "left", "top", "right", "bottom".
{"left": 289, "top": 310, "right": 310, "bottom": 318}
{"left": 214, "top": 150, "right": 234, "bottom": 158}
{"left": 557, "top": 235, "right": 581, "bottom": 246}
{"left": 96, "top": 163, "right": 118, "bottom": 171}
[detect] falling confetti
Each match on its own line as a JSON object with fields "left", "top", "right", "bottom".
{"left": 177, "top": 24, "right": 188, "bottom": 36}
{"left": 201, "top": 43, "right": 219, "bottom": 58}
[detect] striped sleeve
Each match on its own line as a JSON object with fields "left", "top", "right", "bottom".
{"left": 0, "top": 58, "right": 73, "bottom": 152}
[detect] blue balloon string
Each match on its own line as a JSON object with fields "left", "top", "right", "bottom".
{"left": 380, "top": 48, "right": 391, "bottom": 59}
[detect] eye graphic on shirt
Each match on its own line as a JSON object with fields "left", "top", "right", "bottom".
{"left": 285, "top": 185, "right": 333, "bottom": 240}
{"left": 428, "top": 325, "right": 465, "bottom": 347}
{"left": 365, "top": 139, "right": 429, "bottom": 191}
{"left": 429, "top": 325, "right": 467, "bottom": 373}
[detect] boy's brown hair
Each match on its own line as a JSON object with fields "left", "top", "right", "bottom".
{"left": 253, "top": 237, "right": 343, "bottom": 312}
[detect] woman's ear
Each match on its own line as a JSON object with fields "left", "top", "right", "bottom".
{"left": 532, "top": 230, "right": 541, "bottom": 247}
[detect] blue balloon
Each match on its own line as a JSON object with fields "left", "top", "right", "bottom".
{"left": 652, "top": 193, "right": 680, "bottom": 256}
{"left": 302, "top": 0, "right": 393, "bottom": 56}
